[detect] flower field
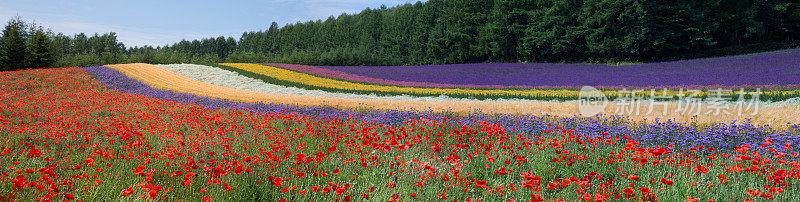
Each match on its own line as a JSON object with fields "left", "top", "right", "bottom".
{"left": 222, "top": 63, "right": 713, "bottom": 101}
{"left": 93, "top": 63, "right": 799, "bottom": 125}
{"left": 3, "top": 0, "right": 800, "bottom": 200}
{"left": 215, "top": 49, "right": 800, "bottom": 101}
{"left": 3, "top": 66, "right": 800, "bottom": 201}
{"left": 98, "top": 63, "right": 597, "bottom": 117}
{"left": 0, "top": 48, "right": 798, "bottom": 202}
{"left": 221, "top": 58, "right": 800, "bottom": 101}
{"left": 221, "top": 63, "right": 590, "bottom": 100}
{"left": 157, "top": 64, "right": 538, "bottom": 102}
{"left": 316, "top": 49, "right": 800, "bottom": 89}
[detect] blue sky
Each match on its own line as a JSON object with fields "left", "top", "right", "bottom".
{"left": 0, "top": 0, "right": 424, "bottom": 47}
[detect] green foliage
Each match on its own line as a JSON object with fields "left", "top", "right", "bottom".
{"left": 0, "top": 16, "right": 29, "bottom": 70}
{"left": 520, "top": 0, "right": 584, "bottom": 61}
{"left": 160, "top": 36, "right": 236, "bottom": 61}
{"left": 190, "top": 53, "right": 220, "bottom": 64}
{"left": 54, "top": 54, "right": 100, "bottom": 68}
{"left": 27, "top": 28, "right": 54, "bottom": 68}
{"left": 226, "top": 51, "right": 269, "bottom": 63}
{"left": 226, "top": 0, "right": 799, "bottom": 65}
{"left": 153, "top": 51, "right": 190, "bottom": 64}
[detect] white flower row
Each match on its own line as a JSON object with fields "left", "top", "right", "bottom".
{"left": 155, "top": 64, "right": 547, "bottom": 102}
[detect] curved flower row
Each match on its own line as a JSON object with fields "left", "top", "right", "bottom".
{"left": 316, "top": 49, "right": 800, "bottom": 88}
{"left": 88, "top": 65, "right": 800, "bottom": 156}
{"left": 3, "top": 67, "right": 800, "bottom": 201}
{"left": 157, "top": 64, "right": 539, "bottom": 102}
{"left": 223, "top": 63, "right": 670, "bottom": 100}
{"left": 222, "top": 63, "right": 574, "bottom": 100}
{"left": 82, "top": 65, "right": 432, "bottom": 122}
{"left": 273, "top": 62, "right": 800, "bottom": 91}
{"left": 263, "top": 63, "right": 521, "bottom": 89}
{"left": 224, "top": 63, "right": 798, "bottom": 101}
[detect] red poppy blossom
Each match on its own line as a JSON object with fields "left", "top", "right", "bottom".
{"left": 475, "top": 180, "right": 488, "bottom": 189}
{"left": 660, "top": 178, "right": 673, "bottom": 185}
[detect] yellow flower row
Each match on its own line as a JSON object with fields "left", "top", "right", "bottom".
{"left": 219, "top": 63, "right": 790, "bottom": 100}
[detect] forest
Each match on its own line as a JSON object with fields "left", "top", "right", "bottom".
{"left": 1, "top": 0, "right": 799, "bottom": 70}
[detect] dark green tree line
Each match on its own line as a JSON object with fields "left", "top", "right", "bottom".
{"left": 234, "top": 0, "right": 799, "bottom": 65}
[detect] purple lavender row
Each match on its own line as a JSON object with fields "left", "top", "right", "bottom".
{"left": 317, "top": 48, "right": 800, "bottom": 88}
{"left": 80, "top": 65, "right": 452, "bottom": 126}
{"left": 262, "top": 63, "right": 519, "bottom": 89}
{"left": 269, "top": 62, "right": 755, "bottom": 90}
{"left": 80, "top": 65, "right": 800, "bottom": 156}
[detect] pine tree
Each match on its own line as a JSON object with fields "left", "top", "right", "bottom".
{"left": 27, "top": 27, "right": 54, "bottom": 68}
{"left": 0, "top": 16, "right": 29, "bottom": 70}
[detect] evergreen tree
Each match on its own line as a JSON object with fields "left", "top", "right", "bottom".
{"left": 0, "top": 16, "right": 29, "bottom": 70}
{"left": 520, "top": 0, "right": 585, "bottom": 61}
{"left": 409, "top": 1, "right": 436, "bottom": 65}
{"left": 479, "top": 0, "right": 530, "bottom": 62}
{"left": 27, "top": 27, "right": 55, "bottom": 68}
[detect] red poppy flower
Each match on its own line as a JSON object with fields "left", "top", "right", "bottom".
{"left": 622, "top": 187, "right": 635, "bottom": 199}
{"left": 475, "top": 180, "right": 488, "bottom": 189}
{"left": 746, "top": 189, "right": 761, "bottom": 197}
{"left": 628, "top": 175, "right": 640, "bottom": 181}
{"left": 530, "top": 194, "right": 544, "bottom": 202}
{"left": 494, "top": 167, "right": 509, "bottom": 175}
{"left": 761, "top": 192, "right": 774, "bottom": 200}
{"left": 660, "top": 178, "right": 673, "bottom": 185}
{"left": 120, "top": 187, "right": 133, "bottom": 196}
{"left": 694, "top": 165, "right": 709, "bottom": 174}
